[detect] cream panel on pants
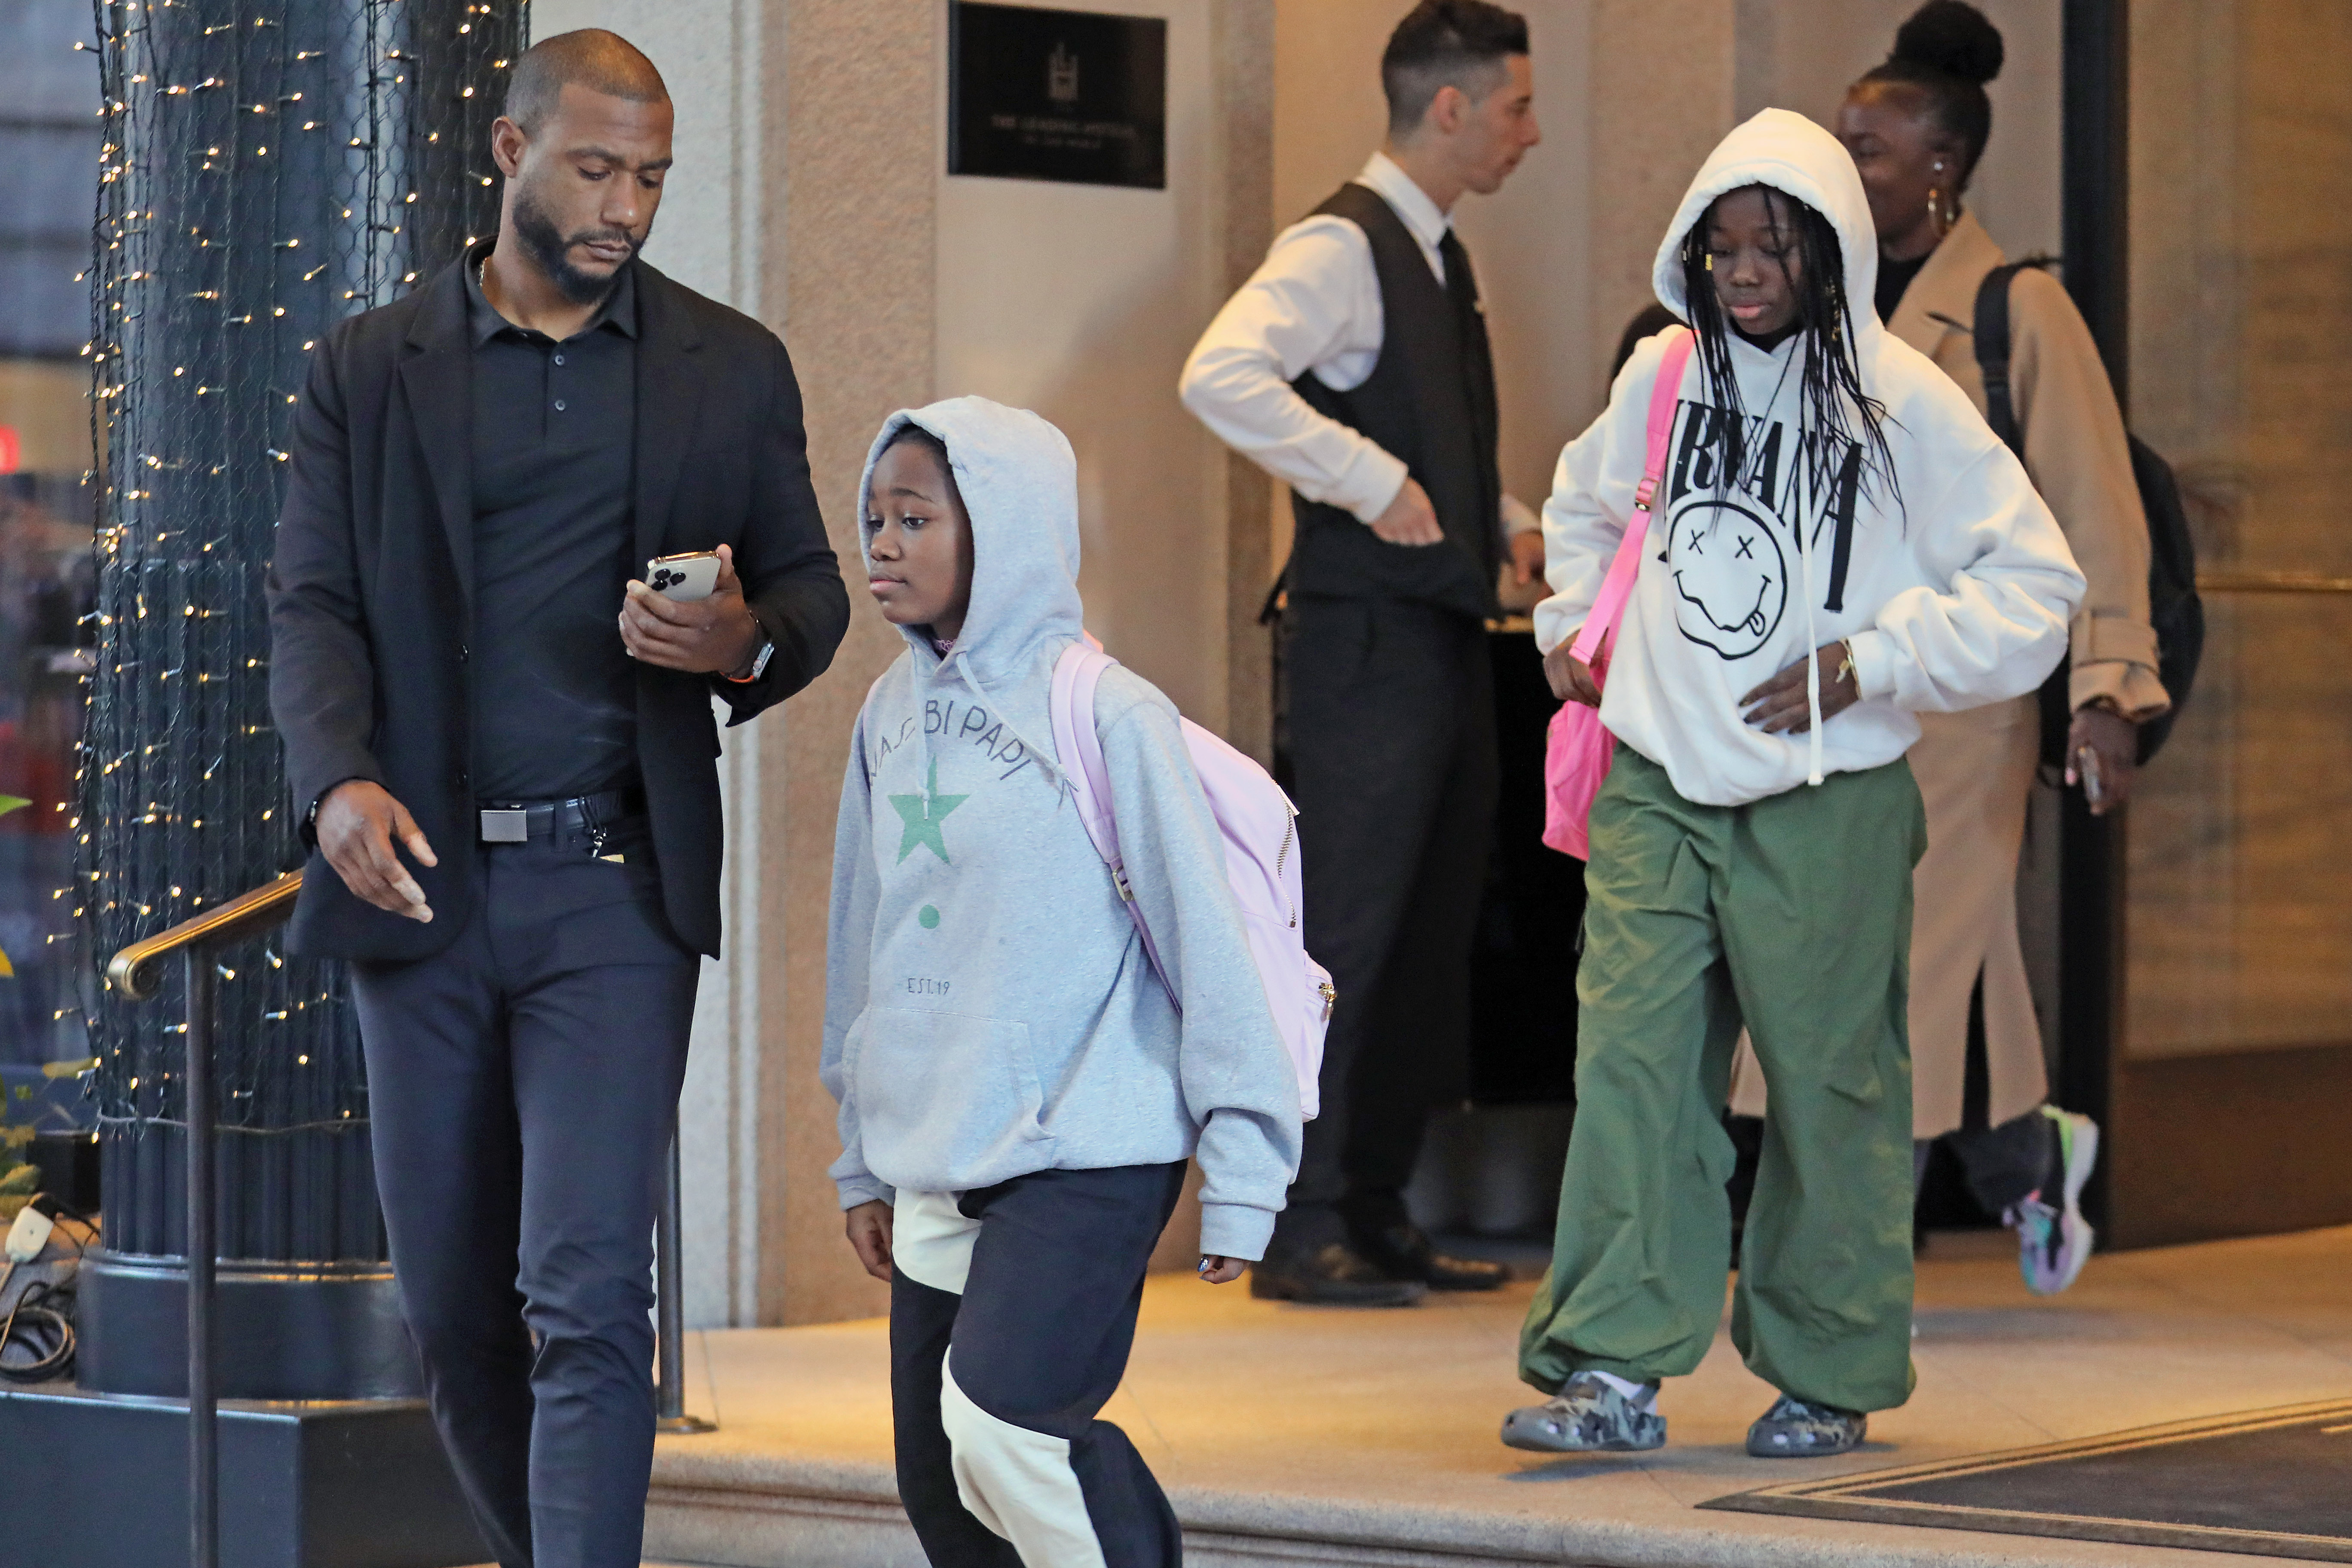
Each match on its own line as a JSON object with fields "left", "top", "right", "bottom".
{"left": 893, "top": 1188, "right": 979, "bottom": 1296}
{"left": 940, "top": 1358, "right": 1110, "bottom": 1568}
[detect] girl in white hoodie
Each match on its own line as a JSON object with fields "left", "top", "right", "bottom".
{"left": 1501, "top": 110, "right": 2083, "bottom": 1459}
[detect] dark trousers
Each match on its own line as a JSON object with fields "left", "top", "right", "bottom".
{"left": 350, "top": 812, "right": 696, "bottom": 1568}
{"left": 892, "top": 1164, "right": 1188, "bottom": 1568}
{"left": 1277, "top": 595, "right": 1496, "bottom": 1245}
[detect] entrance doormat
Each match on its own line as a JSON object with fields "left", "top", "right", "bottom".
{"left": 1700, "top": 1399, "right": 2352, "bottom": 1561}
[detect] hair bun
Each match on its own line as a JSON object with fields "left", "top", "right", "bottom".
{"left": 1890, "top": 0, "right": 2003, "bottom": 85}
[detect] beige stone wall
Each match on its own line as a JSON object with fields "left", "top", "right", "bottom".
{"left": 2123, "top": 0, "right": 2352, "bottom": 1063}
{"left": 1461, "top": 0, "right": 1600, "bottom": 499}
{"left": 1217, "top": 3, "right": 1278, "bottom": 762}
{"left": 766, "top": 0, "right": 942, "bottom": 1327}
{"left": 935, "top": 0, "right": 1249, "bottom": 735}
{"left": 1586, "top": 0, "right": 1735, "bottom": 370}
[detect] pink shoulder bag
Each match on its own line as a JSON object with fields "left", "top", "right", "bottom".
{"left": 1540, "top": 327, "right": 1694, "bottom": 860}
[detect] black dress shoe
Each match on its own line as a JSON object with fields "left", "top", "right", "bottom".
{"left": 1352, "top": 1220, "right": 1510, "bottom": 1292}
{"left": 1249, "top": 1241, "right": 1427, "bottom": 1306}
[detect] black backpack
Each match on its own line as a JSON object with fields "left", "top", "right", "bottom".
{"left": 1972, "top": 260, "right": 2202, "bottom": 765}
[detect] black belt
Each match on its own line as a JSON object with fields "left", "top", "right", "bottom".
{"left": 476, "top": 787, "right": 645, "bottom": 844}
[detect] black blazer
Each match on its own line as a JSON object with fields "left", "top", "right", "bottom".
{"left": 266, "top": 255, "right": 849, "bottom": 961}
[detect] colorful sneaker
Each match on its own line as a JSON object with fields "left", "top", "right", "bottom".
{"left": 1746, "top": 1393, "right": 1866, "bottom": 1457}
{"left": 2005, "top": 1106, "right": 2099, "bottom": 1295}
{"left": 1501, "top": 1372, "right": 1665, "bottom": 1453}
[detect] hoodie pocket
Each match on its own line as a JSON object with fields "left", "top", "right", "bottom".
{"left": 851, "top": 1008, "right": 1054, "bottom": 1191}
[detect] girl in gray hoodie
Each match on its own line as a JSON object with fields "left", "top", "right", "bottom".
{"left": 822, "top": 396, "right": 1303, "bottom": 1568}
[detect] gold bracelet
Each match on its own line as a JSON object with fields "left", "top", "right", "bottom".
{"left": 1834, "top": 641, "right": 1855, "bottom": 689}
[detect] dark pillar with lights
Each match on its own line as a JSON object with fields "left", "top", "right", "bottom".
{"left": 73, "top": 0, "right": 521, "bottom": 1402}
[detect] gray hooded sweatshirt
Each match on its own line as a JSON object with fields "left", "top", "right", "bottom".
{"left": 821, "top": 396, "right": 1302, "bottom": 1262}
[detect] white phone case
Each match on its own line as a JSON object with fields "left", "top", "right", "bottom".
{"left": 646, "top": 551, "right": 722, "bottom": 602}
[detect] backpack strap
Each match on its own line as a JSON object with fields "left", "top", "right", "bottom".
{"left": 1970, "top": 257, "right": 2082, "bottom": 767}
{"left": 1570, "top": 325, "right": 1695, "bottom": 672}
{"left": 1971, "top": 258, "right": 2048, "bottom": 459}
{"left": 1048, "top": 640, "right": 1179, "bottom": 1007}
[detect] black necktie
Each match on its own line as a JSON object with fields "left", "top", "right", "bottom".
{"left": 1438, "top": 229, "right": 1501, "bottom": 573}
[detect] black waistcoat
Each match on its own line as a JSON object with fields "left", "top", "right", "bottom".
{"left": 1287, "top": 182, "right": 1502, "bottom": 619}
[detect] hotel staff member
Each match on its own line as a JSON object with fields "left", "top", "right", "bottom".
{"left": 1180, "top": 0, "right": 1541, "bottom": 1306}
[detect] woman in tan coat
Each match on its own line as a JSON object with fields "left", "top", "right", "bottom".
{"left": 1730, "top": 1, "right": 2167, "bottom": 1295}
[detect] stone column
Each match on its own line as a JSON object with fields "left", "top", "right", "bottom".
{"left": 764, "top": 0, "right": 940, "bottom": 1326}
{"left": 1587, "top": 0, "right": 1736, "bottom": 358}
{"left": 1216, "top": 1, "right": 1277, "bottom": 764}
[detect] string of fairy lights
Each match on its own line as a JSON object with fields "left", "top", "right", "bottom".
{"left": 75, "top": 0, "right": 521, "bottom": 1258}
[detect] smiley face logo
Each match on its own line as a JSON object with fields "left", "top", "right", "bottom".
{"left": 1665, "top": 497, "right": 1785, "bottom": 661}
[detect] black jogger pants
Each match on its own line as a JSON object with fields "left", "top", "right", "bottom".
{"left": 890, "top": 1163, "right": 1188, "bottom": 1568}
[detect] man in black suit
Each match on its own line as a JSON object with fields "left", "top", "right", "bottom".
{"left": 266, "top": 31, "right": 846, "bottom": 1568}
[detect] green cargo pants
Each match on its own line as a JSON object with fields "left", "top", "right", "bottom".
{"left": 1519, "top": 746, "right": 1926, "bottom": 1414}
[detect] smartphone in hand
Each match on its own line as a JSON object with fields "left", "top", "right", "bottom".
{"left": 645, "top": 551, "right": 722, "bottom": 602}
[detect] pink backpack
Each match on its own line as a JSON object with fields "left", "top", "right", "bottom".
{"left": 1050, "top": 642, "right": 1331, "bottom": 1120}
{"left": 1542, "top": 326, "right": 1695, "bottom": 859}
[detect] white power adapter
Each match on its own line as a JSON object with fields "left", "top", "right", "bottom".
{"left": 5, "top": 1200, "right": 57, "bottom": 1264}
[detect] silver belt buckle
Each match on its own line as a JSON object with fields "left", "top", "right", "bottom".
{"left": 478, "top": 808, "right": 530, "bottom": 844}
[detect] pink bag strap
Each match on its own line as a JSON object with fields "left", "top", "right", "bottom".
{"left": 1569, "top": 327, "right": 1695, "bottom": 671}
{"left": 1049, "top": 638, "right": 1180, "bottom": 1008}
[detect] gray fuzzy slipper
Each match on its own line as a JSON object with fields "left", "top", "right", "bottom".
{"left": 1746, "top": 1393, "right": 1866, "bottom": 1458}
{"left": 1501, "top": 1372, "right": 1665, "bottom": 1454}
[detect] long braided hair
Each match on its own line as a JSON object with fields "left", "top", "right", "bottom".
{"left": 1675, "top": 184, "right": 1899, "bottom": 519}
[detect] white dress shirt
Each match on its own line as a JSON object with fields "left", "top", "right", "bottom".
{"left": 1179, "top": 151, "right": 1536, "bottom": 535}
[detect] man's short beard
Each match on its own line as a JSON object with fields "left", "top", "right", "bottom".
{"left": 511, "top": 184, "right": 641, "bottom": 304}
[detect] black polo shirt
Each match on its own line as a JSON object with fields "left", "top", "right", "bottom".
{"left": 463, "top": 245, "right": 640, "bottom": 802}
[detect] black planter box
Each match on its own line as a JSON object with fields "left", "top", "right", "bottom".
{"left": 0, "top": 1384, "right": 486, "bottom": 1568}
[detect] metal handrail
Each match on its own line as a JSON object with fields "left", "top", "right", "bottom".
{"left": 109, "top": 867, "right": 304, "bottom": 1568}
{"left": 108, "top": 871, "right": 306, "bottom": 1001}
{"left": 107, "top": 864, "right": 708, "bottom": 1568}
{"left": 655, "top": 1137, "right": 716, "bottom": 1435}
{"left": 2198, "top": 570, "right": 2352, "bottom": 595}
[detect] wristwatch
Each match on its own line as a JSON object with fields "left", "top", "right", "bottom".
{"left": 303, "top": 776, "right": 364, "bottom": 846}
{"left": 726, "top": 617, "right": 774, "bottom": 684}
